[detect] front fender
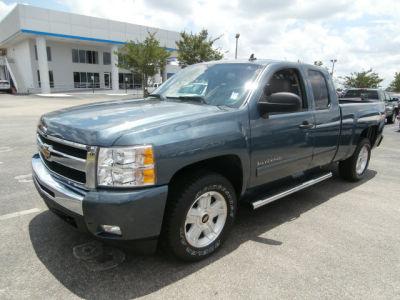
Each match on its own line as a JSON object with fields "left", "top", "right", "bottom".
{"left": 114, "top": 109, "right": 251, "bottom": 191}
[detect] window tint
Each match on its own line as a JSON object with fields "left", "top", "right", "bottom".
{"left": 72, "top": 49, "right": 79, "bottom": 63}
{"left": 37, "top": 70, "right": 54, "bottom": 88}
{"left": 266, "top": 68, "right": 306, "bottom": 110}
{"left": 49, "top": 70, "right": 54, "bottom": 87}
{"left": 93, "top": 51, "right": 98, "bottom": 64}
{"left": 34, "top": 46, "right": 51, "bottom": 61}
{"left": 73, "top": 72, "right": 100, "bottom": 88}
{"left": 79, "top": 50, "right": 86, "bottom": 63}
{"left": 46, "top": 47, "right": 52, "bottom": 61}
{"left": 103, "top": 52, "right": 111, "bottom": 65}
{"left": 308, "top": 70, "right": 330, "bottom": 110}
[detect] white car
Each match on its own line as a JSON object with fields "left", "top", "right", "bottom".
{"left": 0, "top": 80, "right": 11, "bottom": 92}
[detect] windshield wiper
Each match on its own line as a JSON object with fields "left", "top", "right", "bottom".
{"left": 147, "top": 93, "right": 166, "bottom": 101}
{"left": 166, "top": 95, "right": 208, "bottom": 104}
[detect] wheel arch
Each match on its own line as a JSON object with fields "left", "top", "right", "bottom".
{"left": 359, "top": 125, "right": 379, "bottom": 147}
{"left": 168, "top": 154, "right": 245, "bottom": 198}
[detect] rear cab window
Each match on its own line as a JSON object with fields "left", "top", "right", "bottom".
{"left": 308, "top": 70, "right": 330, "bottom": 110}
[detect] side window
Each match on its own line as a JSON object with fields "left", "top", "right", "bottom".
{"left": 265, "top": 68, "right": 306, "bottom": 111}
{"left": 308, "top": 70, "right": 330, "bottom": 110}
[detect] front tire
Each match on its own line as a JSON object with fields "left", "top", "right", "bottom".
{"left": 161, "top": 172, "right": 237, "bottom": 261}
{"left": 339, "top": 138, "right": 371, "bottom": 182}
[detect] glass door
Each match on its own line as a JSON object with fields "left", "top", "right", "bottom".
{"left": 104, "top": 72, "right": 111, "bottom": 89}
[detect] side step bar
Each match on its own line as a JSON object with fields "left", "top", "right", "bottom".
{"left": 252, "top": 172, "right": 333, "bottom": 209}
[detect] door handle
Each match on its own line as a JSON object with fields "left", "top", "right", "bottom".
{"left": 299, "top": 121, "right": 314, "bottom": 129}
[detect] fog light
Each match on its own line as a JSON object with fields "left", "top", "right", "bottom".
{"left": 100, "top": 225, "right": 122, "bottom": 236}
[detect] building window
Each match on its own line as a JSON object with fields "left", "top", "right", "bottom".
{"left": 34, "top": 46, "right": 52, "bottom": 61}
{"left": 37, "top": 70, "right": 54, "bottom": 88}
{"left": 86, "top": 51, "right": 93, "bottom": 64}
{"left": 72, "top": 49, "right": 98, "bottom": 64}
{"left": 73, "top": 72, "right": 100, "bottom": 88}
{"left": 47, "top": 47, "right": 52, "bottom": 61}
{"left": 119, "top": 73, "right": 133, "bottom": 89}
{"left": 118, "top": 72, "right": 142, "bottom": 89}
{"left": 78, "top": 50, "right": 86, "bottom": 63}
{"left": 72, "top": 49, "right": 79, "bottom": 63}
{"left": 103, "top": 52, "right": 111, "bottom": 65}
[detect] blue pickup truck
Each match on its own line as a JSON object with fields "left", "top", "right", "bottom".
{"left": 32, "top": 60, "right": 385, "bottom": 261}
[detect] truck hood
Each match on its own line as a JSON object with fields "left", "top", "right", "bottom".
{"left": 40, "top": 99, "right": 227, "bottom": 146}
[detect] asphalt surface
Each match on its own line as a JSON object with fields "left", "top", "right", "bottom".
{"left": 0, "top": 93, "right": 399, "bottom": 299}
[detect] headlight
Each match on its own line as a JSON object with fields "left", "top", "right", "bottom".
{"left": 97, "top": 145, "right": 155, "bottom": 187}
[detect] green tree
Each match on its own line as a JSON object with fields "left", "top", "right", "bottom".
{"left": 176, "top": 29, "right": 223, "bottom": 66}
{"left": 342, "top": 69, "right": 383, "bottom": 88}
{"left": 388, "top": 72, "right": 400, "bottom": 92}
{"left": 313, "top": 61, "right": 323, "bottom": 66}
{"left": 117, "top": 32, "right": 170, "bottom": 96}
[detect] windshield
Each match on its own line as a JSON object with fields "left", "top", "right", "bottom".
{"left": 342, "top": 89, "right": 379, "bottom": 101}
{"left": 150, "top": 63, "right": 264, "bottom": 107}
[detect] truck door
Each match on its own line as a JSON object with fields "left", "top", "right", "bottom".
{"left": 306, "top": 69, "right": 341, "bottom": 167}
{"left": 249, "top": 66, "right": 314, "bottom": 187}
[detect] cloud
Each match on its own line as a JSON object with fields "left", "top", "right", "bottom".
{"left": 2, "top": 0, "right": 400, "bottom": 87}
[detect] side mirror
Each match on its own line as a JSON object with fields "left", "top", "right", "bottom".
{"left": 258, "top": 92, "right": 302, "bottom": 116}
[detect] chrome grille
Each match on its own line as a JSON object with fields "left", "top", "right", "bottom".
{"left": 36, "top": 131, "right": 97, "bottom": 188}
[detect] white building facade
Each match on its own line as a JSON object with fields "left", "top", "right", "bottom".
{"left": 0, "top": 4, "right": 181, "bottom": 93}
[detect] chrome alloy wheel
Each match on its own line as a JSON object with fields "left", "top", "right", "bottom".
{"left": 356, "top": 145, "right": 369, "bottom": 175}
{"left": 184, "top": 191, "right": 228, "bottom": 248}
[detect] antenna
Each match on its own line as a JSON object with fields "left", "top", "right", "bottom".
{"left": 249, "top": 53, "right": 256, "bottom": 61}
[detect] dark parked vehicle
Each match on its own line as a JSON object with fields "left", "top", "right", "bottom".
{"left": 32, "top": 60, "right": 385, "bottom": 261}
{"left": 340, "top": 88, "right": 395, "bottom": 123}
{"left": 389, "top": 93, "right": 400, "bottom": 117}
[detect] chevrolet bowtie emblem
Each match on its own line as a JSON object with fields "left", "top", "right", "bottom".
{"left": 41, "top": 144, "right": 51, "bottom": 160}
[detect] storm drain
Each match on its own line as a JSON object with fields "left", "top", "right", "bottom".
{"left": 73, "top": 241, "right": 125, "bottom": 271}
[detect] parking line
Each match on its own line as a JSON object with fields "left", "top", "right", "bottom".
{"left": 0, "top": 208, "right": 41, "bottom": 221}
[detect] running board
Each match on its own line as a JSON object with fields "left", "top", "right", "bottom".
{"left": 251, "top": 172, "right": 333, "bottom": 209}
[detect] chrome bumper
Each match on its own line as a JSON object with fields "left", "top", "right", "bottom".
{"left": 32, "top": 155, "right": 84, "bottom": 215}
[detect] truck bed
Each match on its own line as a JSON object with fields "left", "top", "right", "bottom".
{"left": 335, "top": 101, "right": 385, "bottom": 162}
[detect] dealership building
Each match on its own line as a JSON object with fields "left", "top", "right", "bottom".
{"left": 0, "top": 4, "right": 181, "bottom": 94}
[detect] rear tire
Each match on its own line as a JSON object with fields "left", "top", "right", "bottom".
{"left": 339, "top": 138, "right": 371, "bottom": 182}
{"left": 161, "top": 171, "right": 236, "bottom": 261}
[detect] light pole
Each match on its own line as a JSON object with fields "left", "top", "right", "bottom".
{"left": 330, "top": 59, "right": 337, "bottom": 75}
{"left": 235, "top": 33, "right": 240, "bottom": 59}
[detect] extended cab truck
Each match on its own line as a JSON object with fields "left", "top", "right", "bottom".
{"left": 32, "top": 60, "right": 385, "bottom": 261}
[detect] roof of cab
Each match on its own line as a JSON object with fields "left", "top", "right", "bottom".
{"left": 200, "top": 59, "right": 324, "bottom": 70}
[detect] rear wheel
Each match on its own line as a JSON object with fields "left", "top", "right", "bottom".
{"left": 339, "top": 138, "right": 371, "bottom": 181}
{"left": 161, "top": 171, "right": 236, "bottom": 261}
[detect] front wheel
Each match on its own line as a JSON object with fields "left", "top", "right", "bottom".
{"left": 339, "top": 138, "right": 371, "bottom": 181}
{"left": 161, "top": 172, "right": 236, "bottom": 261}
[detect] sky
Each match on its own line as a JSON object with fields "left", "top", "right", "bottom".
{"left": 1, "top": 0, "right": 400, "bottom": 87}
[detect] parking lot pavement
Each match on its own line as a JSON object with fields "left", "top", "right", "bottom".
{"left": 0, "top": 94, "right": 399, "bottom": 299}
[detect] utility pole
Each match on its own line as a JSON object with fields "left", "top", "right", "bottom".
{"left": 235, "top": 33, "right": 240, "bottom": 59}
{"left": 330, "top": 59, "right": 337, "bottom": 75}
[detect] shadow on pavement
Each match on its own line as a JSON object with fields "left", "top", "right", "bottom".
{"left": 29, "top": 170, "right": 376, "bottom": 299}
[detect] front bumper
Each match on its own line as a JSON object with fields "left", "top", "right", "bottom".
{"left": 32, "top": 154, "right": 168, "bottom": 242}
